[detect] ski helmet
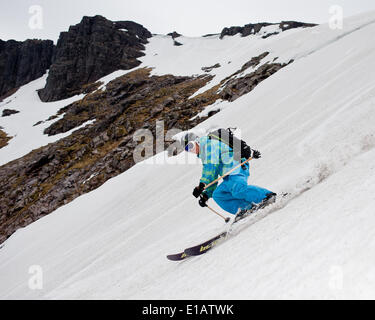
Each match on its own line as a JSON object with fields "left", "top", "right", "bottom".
{"left": 181, "top": 132, "right": 199, "bottom": 151}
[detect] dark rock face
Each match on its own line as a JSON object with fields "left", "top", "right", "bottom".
{"left": 115, "top": 20, "right": 152, "bottom": 42}
{"left": 201, "top": 63, "right": 221, "bottom": 73}
{"left": 237, "top": 52, "right": 269, "bottom": 73}
{"left": 220, "top": 58, "right": 294, "bottom": 101}
{"left": 220, "top": 21, "right": 317, "bottom": 39}
{"left": 38, "top": 15, "right": 152, "bottom": 102}
{"left": 167, "top": 31, "right": 181, "bottom": 39}
{"left": 221, "top": 23, "right": 273, "bottom": 38}
{"left": 173, "top": 40, "right": 183, "bottom": 46}
{"left": 0, "top": 39, "right": 54, "bottom": 98}
{"left": 2, "top": 109, "right": 20, "bottom": 117}
{"left": 279, "top": 21, "right": 317, "bottom": 31}
{"left": 202, "top": 33, "right": 220, "bottom": 38}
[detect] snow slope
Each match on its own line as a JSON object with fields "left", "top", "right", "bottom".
{"left": 1, "top": 11, "right": 375, "bottom": 299}
{"left": 138, "top": 12, "right": 375, "bottom": 97}
{"left": 0, "top": 74, "right": 87, "bottom": 166}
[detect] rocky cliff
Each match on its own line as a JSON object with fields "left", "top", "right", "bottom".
{"left": 0, "top": 39, "right": 54, "bottom": 98}
{"left": 38, "top": 15, "right": 152, "bottom": 102}
{"left": 220, "top": 21, "right": 317, "bottom": 39}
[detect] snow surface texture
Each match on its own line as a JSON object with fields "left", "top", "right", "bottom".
{"left": 1, "top": 11, "right": 375, "bottom": 299}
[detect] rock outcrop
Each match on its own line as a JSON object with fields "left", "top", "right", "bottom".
{"left": 38, "top": 15, "right": 152, "bottom": 102}
{"left": 2, "top": 109, "right": 19, "bottom": 117}
{"left": 0, "top": 39, "right": 54, "bottom": 98}
{"left": 220, "top": 55, "right": 294, "bottom": 101}
{"left": 167, "top": 31, "right": 181, "bottom": 39}
{"left": 220, "top": 21, "right": 317, "bottom": 39}
{"left": 201, "top": 63, "right": 221, "bottom": 73}
{"left": 173, "top": 40, "right": 183, "bottom": 46}
{"left": 220, "top": 22, "right": 273, "bottom": 38}
{"left": 279, "top": 21, "right": 318, "bottom": 31}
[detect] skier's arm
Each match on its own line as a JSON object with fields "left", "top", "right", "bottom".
{"left": 202, "top": 183, "right": 217, "bottom": 199}
{"left": 199, "top": 163, "right": 219, "bottom": 198}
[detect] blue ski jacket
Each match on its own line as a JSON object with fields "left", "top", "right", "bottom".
{"left": 197, "top": 136, "right": 249, "bottom": 198}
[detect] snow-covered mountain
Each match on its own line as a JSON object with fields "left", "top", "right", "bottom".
{"left": 0, "top": 16, "right": 314, "bottom": 242}
{"left": 1, "top": 11, "right": 375, "bottom": 299}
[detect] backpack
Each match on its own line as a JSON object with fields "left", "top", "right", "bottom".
{"left": 207, "top": 128, "right": 252, "bottom": 162}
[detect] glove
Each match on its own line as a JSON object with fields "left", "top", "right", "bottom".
{"left": 198, "top": 193, "right": 209, "bottom": 207}
{"left": 193, "top": 182, "right": 206, "bottom": 198}
{"left": 251, "top": 149, "right": 261, "bottom": 159}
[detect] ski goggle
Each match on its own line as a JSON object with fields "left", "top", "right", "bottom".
{"left": 185, "top": 141, "right": 196, "bottom": 152}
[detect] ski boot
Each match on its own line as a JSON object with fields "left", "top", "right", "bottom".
{"left": 234, "top": 192, "right": 277, "bottom": 223}
{"left": 234, "top": 208, "right": 250, "bottom": 222}
{"left": 257, "top": 192, "right": 277, "bottom": 210}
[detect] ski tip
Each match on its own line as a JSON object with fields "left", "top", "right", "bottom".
{"left": 166, "top": 252, "right": 188, "bottom": 261}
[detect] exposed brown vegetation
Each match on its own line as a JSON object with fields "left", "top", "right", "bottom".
{"left": 0, "top": 129, "right": 11, "bottom": 149}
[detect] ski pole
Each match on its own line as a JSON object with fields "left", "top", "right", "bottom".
{"left": 203, "top": 157, "right": 253, "bottom": 190}
{"left": 206, "top": 204, "right": 230, "bottom": 223}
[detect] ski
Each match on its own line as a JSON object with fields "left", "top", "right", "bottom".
{"left": 184, "top": 232, "right": 228, "bottom": 256}
{"left": 166, "top": 209, "right": 260, "bottom": 260}
{"left": 166, "top": 251, "right": 189, "bottom": 261}
{"left": 166, "top": 193, "right": 279, "bottom": 260}
{"left": 166, "top": 233, "right": 227, "bottom": 261}
{"left": 181, "top": 201, "right": 269, "bottom": 258}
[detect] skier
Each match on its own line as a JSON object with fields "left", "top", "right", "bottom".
{"left": 182, "top": 130, "right": 276, "bottom": 218}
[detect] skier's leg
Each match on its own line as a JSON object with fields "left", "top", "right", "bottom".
{"left": 213, "top": 177, "right": 254, "bottom": 214}
{"left": 229, "top": 174, "right": 273, "bottom": 206}
{"left": 212, "top": 178, "right": 249, "bottom": 214}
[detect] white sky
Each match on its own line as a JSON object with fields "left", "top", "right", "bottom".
{"left": 1, "top": 0, "right": 375, "bottom": 42}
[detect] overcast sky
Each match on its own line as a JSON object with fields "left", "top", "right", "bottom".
{"left": 1, "top": 0, "right": 375, "bottom": 42}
